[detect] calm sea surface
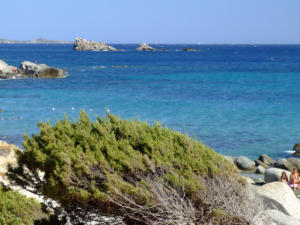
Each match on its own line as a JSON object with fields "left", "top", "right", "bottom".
{"left": 1, "top": 44, "right": 300, "bottom": 159}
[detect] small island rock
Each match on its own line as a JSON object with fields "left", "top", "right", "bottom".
{"left": 234, "top": 156, "right": 255, "bottom": 170}
{"left": 137, "top": 43, "right": 156, "bottom": 51}
{"left": 74, "top": 38, "right": 117, "bottom": 51}
{"left": 18, "top": 61, "right": 65, "bottom": 78}
{"left": 183, "top": 48, "right": 201, "bottom": 51}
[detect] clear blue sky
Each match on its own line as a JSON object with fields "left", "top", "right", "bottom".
{"left": 1, "top": 0, "right": 300, "bottom": 44}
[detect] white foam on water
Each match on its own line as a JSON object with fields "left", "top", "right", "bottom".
{"left": 284, "top": 150, "right": 295, "bottom": 154}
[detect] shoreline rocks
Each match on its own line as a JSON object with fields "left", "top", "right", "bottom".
{"left": 234, "top": 156, "right": 255, "bottom": 170}
{"left": 74, "top": 38, "right": 117, "bottom": 51}
{"left": 0, "top": 59, "right": 66, "bottom": 79}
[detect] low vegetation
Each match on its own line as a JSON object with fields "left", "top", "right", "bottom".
{"left": 0, "top": 185, "right": 48, "bottom": 225}
{"left": 8, "top": 111, "right": 265, "bottom": 224}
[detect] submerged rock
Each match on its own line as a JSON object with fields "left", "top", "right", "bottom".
{"left": 234, "top": 156, "right": 255, "bottom": 170}
{"left": 74, "top": 38, "right": 117, "bottom": 51}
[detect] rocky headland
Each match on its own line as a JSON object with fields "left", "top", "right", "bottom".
{"left": 0, "top": 38, "right": 73, "bottom": 44}
{"left": 0, "top": 59, "right": 66, "bottom": 79}
{"left": 74, "top": 37, "right": 118, "bottom": 51}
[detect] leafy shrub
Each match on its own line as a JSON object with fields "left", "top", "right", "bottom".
{"left": 10, "top": 111, "right": 237, "bottom": 223}
{"left": 0, "top": 185, "right": 48, "bottom": 225}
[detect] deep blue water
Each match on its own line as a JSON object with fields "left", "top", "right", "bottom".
{"left": 1, "top": 44, "right": 300, "bottom": 159}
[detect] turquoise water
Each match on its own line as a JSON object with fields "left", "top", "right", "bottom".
{"left": 1, "top": 44, "right": 300, "bottom": 159}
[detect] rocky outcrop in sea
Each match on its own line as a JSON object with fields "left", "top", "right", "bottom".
{"left": 137, "top": 43, "right": 156, "bottom": 51}
{"left": 0, "top": 59, "right": 66, "bottom": 79}
{"left": 74, "top": 38, "right": 117, "bottom": 51}
{"left": 136, "top": 43, "right": 168, "bottom": 51}
{"left": 183, "top": 48, "right": 201, "bottom": 51}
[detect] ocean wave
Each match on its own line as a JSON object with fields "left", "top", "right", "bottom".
{"left": 89, "top": 65, "right": 130, "bottom": 70}
{"left": 284, "top": 150, "right": 295, "bottom": 154}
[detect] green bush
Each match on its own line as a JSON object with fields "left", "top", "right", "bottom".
{"left": 0, "top": 186, "right": 48, "bottom": 225}
{"left": 11, "top": 111, "right": 236, "bottom": 222}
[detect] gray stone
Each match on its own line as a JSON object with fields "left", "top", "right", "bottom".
{"left": 274, "top": 158, "right": 294, "bottom": 171}
{"left": 287, "top": 158, "right": 300, "bottom": 171}
{"left": 255, "top": 165, "right": 265, "bottom": 174}
{"left": 74, "top": 38, "right": 117, "bottom": 51}
{"left": 137, "top": 43, "right": 156, "bottom": 51}
{"left": 255, "top": 182, "right": 300, "bottom": 219}
{"left": 19, "top": 61, "right": 41, "bottom": 74}
{"left": 255, "top": 159, "right": 269, "bottom": 169}
{"left": 0, "top": 59, "right": 9, "bottom": 74}
{"left": 293, "top": 143, "right": 300, "bottom": 156}
{"left": 265, "top": 209, "right": 300, "bottom": 225}
{"left": 18, "top": 61, "right": 65, "bottom": 78}
{"left": 264, "top": 168, "right": 291, "bottom": 183}
{"left": 258, "top": 154, "right": 275, "bottom": 166}
{"left": 234, "top": 156, "right": 255, "bottom": 170}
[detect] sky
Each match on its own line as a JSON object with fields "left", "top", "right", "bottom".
{"left": 1, "top": 0, "right": 300, "bottom": 44}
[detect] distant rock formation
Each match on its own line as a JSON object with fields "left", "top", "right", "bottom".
{"left": 74, "top": 38, "right": 117, "bottom": 51}
{"left": 0, "top": 59, "right": 66, "bottom": 79}
{"left": 183, "top": 48, "right": 201, "bottom": 51}
{"left": 0, "top": 38, "right": 73, "bottom": 44}
{"left": 137, "top": 43, "right": 156, "bottom": 51}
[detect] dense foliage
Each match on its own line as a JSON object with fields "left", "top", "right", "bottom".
{"left": 0, "top": 186, "right": 48, "bottom": 225}
{"left": 10, "top": 111, "right": 237, "bottom": 223}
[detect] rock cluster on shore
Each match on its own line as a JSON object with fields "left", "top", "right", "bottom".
{"left": 0, "top": 59, "right": 66, "bottom": 79}
{"left": 74, "top": 37, "right": 117, "bottom": 51}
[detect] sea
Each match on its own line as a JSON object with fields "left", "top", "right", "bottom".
{"left": 1, "top": 44, "right": 300, "bottom": 160}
